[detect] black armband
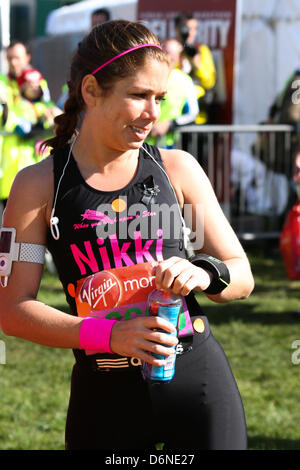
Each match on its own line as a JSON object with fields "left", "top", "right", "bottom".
{"left": 189, "top": 254, "right": 230, "bottom": 294}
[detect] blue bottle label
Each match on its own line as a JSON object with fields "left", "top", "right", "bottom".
{"left": 142, "top": 303, "right": 181, "bottom": 382}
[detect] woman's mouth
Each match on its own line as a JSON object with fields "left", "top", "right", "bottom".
{"left": 130, "top": 125, "right": 150, "bottom": 140}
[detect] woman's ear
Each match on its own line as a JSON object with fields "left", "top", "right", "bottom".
{"left": 81, "top": 75, "right": 101, "bottom": 106}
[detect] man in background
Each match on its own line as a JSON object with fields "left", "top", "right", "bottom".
{"left": 5, "top": 40, "right": 50, "bottom": 102}
{"left": 0, "top": 41, "right": 52, "bottom": 207}
{"left": 91, "top": 8, "right": 111, "bottom": 28}
{"left": 174, "top": 13, "right": 216, "bottom": 124}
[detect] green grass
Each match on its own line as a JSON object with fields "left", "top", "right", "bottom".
{"left": 197, "top": 243, "right": 300, "bottom": 450}
{"left": 1, "top": 243, "right": 300, "bottom": 450}
{"left": 0, "top": 272, "right": 73, "bottom": 450}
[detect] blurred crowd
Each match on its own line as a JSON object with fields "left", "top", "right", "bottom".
{"left": 0, "top": 40, "right": 61, "bottom": 209}
{"left": 3, "top": 8, "right": 300, "bottom": 281}
{"left": 0, "top": 10, "right": 217, "bottom": 212}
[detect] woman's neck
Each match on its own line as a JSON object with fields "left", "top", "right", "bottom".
{"left": 73, "top": 133, "right": 139, "bottom": 171}
{"left": 71, "top": 134, "right": 141, "bottom": 192}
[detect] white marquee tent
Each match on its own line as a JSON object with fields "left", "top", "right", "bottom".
{"left": 235, "top": 0, "right": 300, "bottom": 125}
{"left": 46, "top": 0, "right": 137, "bottom": 35}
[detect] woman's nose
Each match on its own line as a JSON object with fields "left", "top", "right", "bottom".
{"left": 142, "top": 97, "right": 161, "bottom": 121}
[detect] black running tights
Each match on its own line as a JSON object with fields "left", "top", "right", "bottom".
{"left": 65, "top": 327, "right": 247, "bottom": 450}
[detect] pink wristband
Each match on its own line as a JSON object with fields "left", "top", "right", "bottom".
{"left": 79, "top": 317, "right": 117, "bottom": 353}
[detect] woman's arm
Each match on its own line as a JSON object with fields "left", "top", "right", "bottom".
{"left": 0, "top": 159, "right": 84, "bottom": 348}
{"left": 158, "top": 148, "right": 255, "bottom": 302}
{"left": 0, "top": 160, "right": 177, "bottom": 363}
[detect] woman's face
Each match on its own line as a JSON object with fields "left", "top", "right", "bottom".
{"left": 90, "top": 58, "right": 169, "bottom": 152}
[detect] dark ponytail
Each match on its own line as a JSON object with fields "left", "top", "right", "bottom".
{"left": 42, "top": 87, "right": 82, "bottom": 153}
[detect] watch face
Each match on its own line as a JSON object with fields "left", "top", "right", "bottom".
{"left": 0, "top": 231, "right": 12, "bottom": 253}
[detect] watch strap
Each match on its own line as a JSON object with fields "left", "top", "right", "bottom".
{"left": 189, "top": 254, "right": 230, "bottom": 294}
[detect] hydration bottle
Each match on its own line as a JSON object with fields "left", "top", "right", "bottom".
{"left": 141, "top": 289, "right": 182, "bottom": 383}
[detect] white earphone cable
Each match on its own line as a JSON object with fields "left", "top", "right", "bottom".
{"left": 50, "top": 136, "right": 78, "bottom": 240}
{"left": 141, "top": 146, "right": 191, "bottom": 252}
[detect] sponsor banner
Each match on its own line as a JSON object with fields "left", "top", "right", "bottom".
{"left": 70, "top": 262, "right": 194, "bottom": 354}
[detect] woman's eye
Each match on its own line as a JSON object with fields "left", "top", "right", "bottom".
{"left": 132, "top": 93, "right": 146, "bottom": 99}
{"left": 130, "top": 93, "right": 166, "bottom": 104}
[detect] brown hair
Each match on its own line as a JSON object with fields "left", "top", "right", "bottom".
{"left": 44, "top": 20, "right": 168, "bottom": 153}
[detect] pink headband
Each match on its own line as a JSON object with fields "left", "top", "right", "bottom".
{"left": 91, "top": 43, "right": 162, "bottom": 75}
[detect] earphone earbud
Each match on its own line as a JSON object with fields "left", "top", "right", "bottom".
{"left": 50, "top": 216, "right": 59, "bottom": 226}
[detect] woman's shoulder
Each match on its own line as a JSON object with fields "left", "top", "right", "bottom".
{"left": 9, "top": 155, "right": 54, "bottom": 207}
{"left": 157, "top": 148, "right": 207, "bottom": 206}
{"left": 3, "top": 155, "right": 55, "bottom": 235}
{"left": 159, "top": 147, "right": 203, "bottom": 175}
{"left": 14, "top": 155, "right": 53, "bottom": 186}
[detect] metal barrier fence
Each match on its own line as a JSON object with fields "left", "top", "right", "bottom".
{"left": 177, "top": 124, "right": 295, "bottom": 240}
{"left": 0, "top": 124, "right": 295, "bottom": 240}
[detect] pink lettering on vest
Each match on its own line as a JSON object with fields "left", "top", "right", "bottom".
{"left": 156, "top": 229, "right": 164, "bottom": 261}
{"left": 70, "top": 241, "right": 99, "bottom": 275}
{"left": 109, "top": 234, "right": 134, "bottom": 267}
{"left": 134, "top": 231, "right": 155, "bottom": 264}
{"left": 97, "top": 238, "right": 111, "bottom": 270}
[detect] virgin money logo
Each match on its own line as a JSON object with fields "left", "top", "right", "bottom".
{"left": 79, "top": 271, "right": 122, "bottom": 310}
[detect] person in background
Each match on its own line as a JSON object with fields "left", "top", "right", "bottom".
{"left": 147, "top": 38, "right": 199, "bottom": 148}
{"left": 5, "top": 40, "right": 51, "bottom": 102}
{"left": 266, "top": 68, "right": 300, "bottom": 173}
{"left": 91, "top": 7, "right": 111, "bottom": 28}
{"left": 0, "top": 67, "right": 59, "bottom": 208}
{"left": 0, "top": 81, "right": 36, "bottom": 207}
{"left": 279, "top": 146, "right": 300, "bottom": 287}
{"left": 293, "top": 150, "right": 300, "bottom": 197}
{"left": 0, "top": 42, "right": 52, "bottom": 208}
{"left": 174, "top": 12, "right": 216, "bottom": 124}
{"left": 19, "top": 68, "right": 61, "bottom": 161}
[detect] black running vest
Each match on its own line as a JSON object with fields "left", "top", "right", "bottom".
{"left": 47, "top": 143, "right": 195, "bottom": 317}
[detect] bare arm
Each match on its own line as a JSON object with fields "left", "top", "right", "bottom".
{"left": 157, "top": 148, "right": 254, "bottom": 302}
{"left": 0, "top": 160, "right": 177, "bottom": 363}
{"left": 0, "top": 159, "right": 84, "bottom": 348}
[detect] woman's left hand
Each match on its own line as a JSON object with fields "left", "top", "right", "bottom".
{"left": 153, "top": 256, "right": 213, "bottom": 296}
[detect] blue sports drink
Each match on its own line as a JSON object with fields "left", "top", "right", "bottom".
{"left": 141, "top": 289, "right": 182, "bottom": 383}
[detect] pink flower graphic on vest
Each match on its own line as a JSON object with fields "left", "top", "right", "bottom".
{"left": 81, "top": 209, "right": 114, "bottom": 224}
{"left": 79, "top": 270, "right": 122, "bottom": 310}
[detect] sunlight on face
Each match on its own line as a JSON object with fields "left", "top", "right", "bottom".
{"left": 89, "top": 58, "right": 170, "bottom": 151}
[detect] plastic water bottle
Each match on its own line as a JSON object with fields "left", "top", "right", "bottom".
{"left": 141, "top": 289, "right": 182, "bottom": 383}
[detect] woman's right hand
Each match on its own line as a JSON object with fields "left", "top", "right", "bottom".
{"left": 110, "top": 316, "right": 178, "bottom": 365}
